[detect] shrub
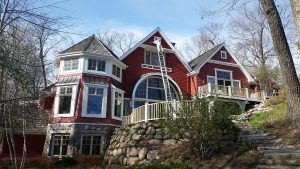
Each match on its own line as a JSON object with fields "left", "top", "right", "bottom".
{"left": 164, "top": 98, "right": 239, "bottom": 159}
{"left": 119, "top": 162, "right": 191, "bottom": 169}
{"left": 54, "top": 157, "right": 78, "bottom": 167}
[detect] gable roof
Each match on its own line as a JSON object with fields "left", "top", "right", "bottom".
{"left": 189, "top": 43, "right": 255, "bottom": 82}
{"left": 120, "top": 27, "right": 192, "bottom": 72}
{"left": 189, "top": 43, "right": 224, "bottom": 70}
{"left": 60, "top": 35, "right": 118, "bottom": 59}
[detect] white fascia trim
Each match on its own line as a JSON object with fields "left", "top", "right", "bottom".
{"left": 195, "top": 43, "right": 254, "bottom": 83}
{"left": 111, "top": 87, "right": 124, "bottom": 121}
{"left": 207, "top": 60, "right": 239, "bottom": 67}
{"left": 54, "top": 85, "right": 78, "bottom": 118}
{"left": 57, "top": 52, "right": 127, "bottom": 69}
{"left": 120, "top": 27, "right": 192, "bottom": 72}
{"left": 195, "top": 42, "right": 225, "bottom": 73}
{"left": 81, "top": 84, "right": 108, "bottom": 118}
{"left": 140, "top": 44, "right": 174, "bottom": 53}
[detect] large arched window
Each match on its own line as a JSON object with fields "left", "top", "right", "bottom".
{"left": 133, "top": 76, "right": 180, "bottom": 108}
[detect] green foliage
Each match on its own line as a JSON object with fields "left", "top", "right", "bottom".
{"left": 265, "top": 89, "right": 286, "bottom": 106}
{"left": 164, "top": 98, "right": 239, "bottom": 159}
{"left": 249, "top": 102, "right": 286, "bottom": 129}
{"left": 119, "top": 162, "right": 191, "bottom": 169}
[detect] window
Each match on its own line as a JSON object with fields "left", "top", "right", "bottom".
{"left": 207, "top": 76, "right": 215, "bottom": 85}
{"left": 88, "top": 59, "right": 105, "bottom": 71}
{"left": 133, "top": 76, "right": 179, "bottom": 108}
{"left": 63, "top": 59, "right": 78, "bottom": 71}
{"left": 58, "top": 86, "right": 72, "bottom": 114}
{"left": 112, "top": 64, "right": 121, "bottom": 78}
{"left": 145, "top": 50, "right": 160, "bottom": 66}
{"left": 87, "top": 87, "right": 104, "bottom": 115}
{"left": 233, "top": 81, "right": 241, "bottom": 88}
{"left": 52, "top": 134, "right": 69, "bottom": 156}
{"left": 221, "top": 51, "right": 227, "bottom": 59}
{"left": 216, "top": 70, "right": 232, "bottom": 87}
{"left": 113, "top": 92, "right": 122, "bottom": 118}
{"left": 81, "top": 135, "right": 102, "bottom": 155}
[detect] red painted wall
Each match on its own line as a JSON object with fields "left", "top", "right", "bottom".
{"left": 48, "top": 73, "right": 122, "bottom": 126}
{"left": 144, "top": 32, "right": 171, "bottom": 49}
{"left": 0, "top": 134, "right": 45, "bottom": 158}
{"left": 122, "top": 46, "right": 190, "bottom": 98}
{"left": 211, "top": 47, "right": 237, "bottom": 64}
{"left": 197, "top": 63, "right": 249, "bottom": 88}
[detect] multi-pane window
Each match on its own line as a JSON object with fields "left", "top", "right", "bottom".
{"left": 145, "top": 50, "right": 160, "bottom": 66}
{"left": 112, "top": 64, "right": 121, "bottom": 78}
{"left": 58, "top": 86, "right": 72, "bottom": 114}
{"left": 216, "top": 70, "right": 231, "bottom": 86}
{"left": 88, "top": 59, "right": 105, "bottom": 71}
{"left": 87, "top": 87, "right": 104, "bottom": 115}
{"left": 233, "top": 81, "right": 241, "bottom": 88}
{"left": 216, "top": 71, "right": 231, "bottom": 80}
{"left": 52, "top": 134, "right": 69, "bottom": 156}
{"left": 207, "top": 77, "right": 215, "bottom": 85}
{"left": 63, "top": 59, "right": 78, "bottom": 71}
{"left": 133, "top": 77, "right": 179, "bottom": 108}
{"left": 81, "top": 135, "right": 102, "bottom": 155}
{"left": 221, "top": 51, "right": 227, "bottom": 59}
{"left": 114, "top": 92, "right": 122, "bottom": 118}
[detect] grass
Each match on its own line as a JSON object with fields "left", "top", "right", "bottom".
{"left": 249, "top": 102, "right": 286, "bottom": 129}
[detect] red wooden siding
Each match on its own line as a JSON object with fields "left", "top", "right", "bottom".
{"left": 0, "top": 134, "right": 45, "bottom": 158}
{"left": 197, "top": 63, "right": 249, "bottom": 88}
{"left": 211, "top": 47, "right": 237, "bottom": 64}
{"left": 122, "top": 47, "right": 190, "bottom": 98}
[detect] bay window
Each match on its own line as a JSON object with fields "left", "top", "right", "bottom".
{"left": 88, "top": 59, "right": 106, "bottom": 72}
{"left": 55, "top": 85, "right": 78, "bottom": 117}
{"left": 112, "top": 64, "right": 121, "bottom": 78}
{"left": 82, "top": 85, "right": 107, "bottom": 118}
{"left": 112, "top": 91, "right": 123, "bottom": 119}
{"left": 63, "top": 59, "right": 78, "bottom": 71}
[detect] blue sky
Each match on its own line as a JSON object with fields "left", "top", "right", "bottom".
{"left": 51, "top": 0, "right": 224, "bottom": 47}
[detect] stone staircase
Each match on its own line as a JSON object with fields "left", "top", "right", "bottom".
{"left": 237, "top": 123, "right": 300, "bottom": 169}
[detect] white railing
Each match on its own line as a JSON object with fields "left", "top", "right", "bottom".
{"left": 198, "top": 83, "right": 264, "bottom": 101}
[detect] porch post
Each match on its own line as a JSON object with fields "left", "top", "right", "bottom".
{"left": 245, "top": 88, "right": 249, "bottom": 99}
{"left": 145, "top": 103, "right": 148, "bottom": 122}
{"left": 228, "top": 86, "right": 232, "bottom": 98}
{"left": 208, "top": 83, "right": 212, "bottom": 94}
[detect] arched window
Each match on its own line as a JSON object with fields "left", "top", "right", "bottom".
{"left": 133, "top": 76, "right": 180, "bottom": 108}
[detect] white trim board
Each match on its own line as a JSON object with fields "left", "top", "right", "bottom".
{"left": 194, "top": 43, "right": 255, "bottom": 83}
{"left": 120, "top": 27, "right": 192, "bottom": 72}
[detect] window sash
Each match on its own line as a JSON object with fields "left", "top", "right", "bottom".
{"left": 81, "top": 135, "right": 102, "bottom": 155}
{"left": 52, "top": 135, "right": 69, "bottom": 156}
{"left": 114, "top": 92, "right": 122, "bottom": 117}
{"left": 112, "top": 65, "right": 121, "bottom": 78}
{"left": 64, "top": 59, "right": 78, "bottom": 71}
{"left": 216, "top": 71, "right": 231, "bottom": 80}
{"left": 88, "top": 59, "right": 106, "bottom": 71}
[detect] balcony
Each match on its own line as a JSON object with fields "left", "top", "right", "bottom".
{"left": 198, "top": 84, "right": 264, "bottom": 102}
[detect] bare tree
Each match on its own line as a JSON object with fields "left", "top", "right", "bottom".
{"left": 183, "top": 22, "right": 223, "bottom": 60}
{"left": 98, "top": 29, "right": 139, "bottom": 56}
{"left": 260, "top": 0, "right": 300, "bottom": 127}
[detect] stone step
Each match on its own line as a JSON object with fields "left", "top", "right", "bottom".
{"left": 245, "top": 135, "right": 277, "bottom": 140}
{"left": 258, "top": 146, "right": 295, "bottom": 152}
{"left": 256, "top": 165, "right": 300, "bottom": 169}
{"left": 263, "top": 152, "right": 300, "bottom": 159}
{"left": 253, "top": 138, "right": 282, "bottom": 145}
{"left": 259, "top": 158, "right": 300, "bottom": 166}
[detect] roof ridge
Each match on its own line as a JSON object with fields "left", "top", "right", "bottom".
{"left": 83, "top": 34, "right": 96, "bottom": 51}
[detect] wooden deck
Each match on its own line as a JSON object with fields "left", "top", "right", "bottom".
{"left": 198, "top": 84, "right": 264, "bottom": 102}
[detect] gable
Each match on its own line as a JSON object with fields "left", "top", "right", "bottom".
{"left": 143, "top": 32, "right": 171, "bottom": 49}
{"left": 210, "top": 47, "right": 237, "bottom": 64}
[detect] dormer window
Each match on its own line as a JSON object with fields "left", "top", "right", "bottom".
{"left": 63, "top": 59, "right": 78, "bottom": 71}
{"left": 112, "top": 64, "right": 121, "bottom": 78}
{"left": 221, "top": 51, "right": 227, "bottom": 59}
{"left": 88, "top": 59, "right": 105, "bottom": 71}
{"left": 145, "top": 50, "right": 160, "bottom": 66}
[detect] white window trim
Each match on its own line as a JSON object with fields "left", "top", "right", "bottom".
{"left": 85, "top": 57, "right": 107, "bottom": 72}
{"left": 112, "top": 64, "right": 122, "bottom": 81}
{"left": 60, "top": 58, "right": 82, "bottom": 74}
{"left": 51, "top": 133, "right": 70, "bottom": 156}
{"left": 81, "top": 84, "right": 108, "bottom": 118}
{"left": 233, "top": 80, "right": 241, "bottom": 88}
{"left": 111, "top": 87, "right": 124, "bottom": 121}
{"left": 144, "top": 49, "right": 164, "bottom": 67}
{"left": 207, "top": 76, "right": 216, "bottom": 85}
{"left": 54, "top": 85, "right": 78, "bottom": 117}
{"left": 221, "top": 51, "right": 227, "bottom": 59}
{"left": 80, "top": 134, "right": 105, "bottom": 155}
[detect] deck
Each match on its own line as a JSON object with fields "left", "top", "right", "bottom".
{"left": 198, "top": 84, "right": 264, "bottom": 102}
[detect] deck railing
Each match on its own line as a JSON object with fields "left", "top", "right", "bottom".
{"left": 198, "top": 83, "right": 264, "bottom": 101}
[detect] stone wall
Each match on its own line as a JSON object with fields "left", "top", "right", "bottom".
{"left": 104, "top": 120, "right": 186, "bottom": 166}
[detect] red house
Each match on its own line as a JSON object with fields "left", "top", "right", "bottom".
{"left": 41, "top": 28, "right": 263, "bottom": 157}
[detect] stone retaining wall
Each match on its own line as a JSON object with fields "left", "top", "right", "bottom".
{"left": 104, "top": 120, "right": 186, "bottom": 166}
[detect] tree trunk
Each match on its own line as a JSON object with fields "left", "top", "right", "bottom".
{"left": 39, "top": 39, "right": 47, "bottom": 88}
{"left": 290, "top": 0, "right": 300, "bottom": 48}
{"left": 260, "top": 0, "right": 300, "bottom": 127}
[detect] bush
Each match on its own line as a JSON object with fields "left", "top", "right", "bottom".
{"left": 164, "top": 98, "right": 239, "bottom": 159}
{"left": 54, "top": 157, "right": 78, "bottom": 167}
{"left": 119, "top": 162, "right": 191, "bottom": 169}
